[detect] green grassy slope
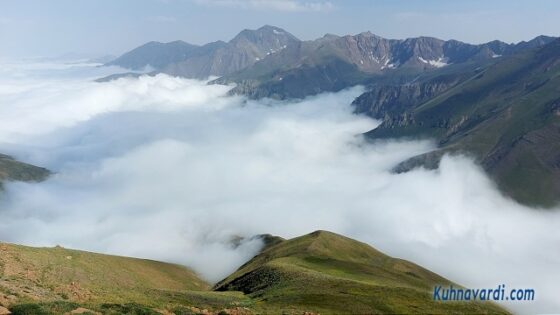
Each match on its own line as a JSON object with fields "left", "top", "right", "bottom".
{"left": 215, "top": 231, "right": 509, "bottom": 314}
{"left": 0, "top": 243, "right": 252, "bottom": 315}
{"left": 367, "top": 39, "right": 560, "bottom": 207}
{"left": 0, "top": 232, "right": 511, "bottom": 314}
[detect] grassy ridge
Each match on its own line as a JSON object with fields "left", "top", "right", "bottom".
{"left": 0, "top": 232, "right": 510, "bottom": 314}
{"left": 216, "top": 231, "right": 509, "bottom": 314}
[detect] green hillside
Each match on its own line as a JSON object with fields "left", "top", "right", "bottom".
{"left": 0, "top": 232, "right": 511, "bottom": 314}
{"left": 367, "top": 39, "right": 560, "bottom": 207}
{"left": 0, "top": 243, "right": 251, "bottom": 315}
{"left": 215, "top": 231, "right": 509, "bottom": 314}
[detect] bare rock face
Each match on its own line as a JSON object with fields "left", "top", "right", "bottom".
{"left": 352, "top": 78, "right": 463, "bottom": 119}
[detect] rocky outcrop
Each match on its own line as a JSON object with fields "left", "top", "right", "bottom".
{"left": 352, "top": 77, "right": 462, "bottom": 119}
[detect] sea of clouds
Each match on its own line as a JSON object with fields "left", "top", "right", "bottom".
{"left": 0, "top": 61, "right": 559, "bottom": 314}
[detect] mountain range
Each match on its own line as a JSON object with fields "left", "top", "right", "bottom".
{"left": 103, "top": 26, "right": 560, "bottom": 208}
{"left": 0, "top": 231, "right": 508, "bottom": 314}
{"left": 107, "top": 25, "right": 299, "bottom": 78}
{"left": 105, "top": 25, "right": 555, "bottom": 100}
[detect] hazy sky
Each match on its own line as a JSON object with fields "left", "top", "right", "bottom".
{"left": 1, "top": 0, "right": 559, "bottom": 59}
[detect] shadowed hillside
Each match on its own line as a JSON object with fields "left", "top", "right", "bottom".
{"left": 365, "top": 39, "right": 560, "bottom": 207}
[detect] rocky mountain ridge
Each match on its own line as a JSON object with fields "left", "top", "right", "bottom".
{"left": 106, "top": 26, "right": 555, "bottom": 100}
{"left": 214, "top": 31, "right": 555, "bottom": 99}
{"left": 108, "top": 25, "right": 300, "bottom": 79}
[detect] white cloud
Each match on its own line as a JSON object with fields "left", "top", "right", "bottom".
{"left": 193, "top": 0, "right": 334, "bottom": 12}
{"left": 0, "top": 65, "right": 232, "bottom": 143}
{"left": 0, "top": 62, "right": 559, "bottom": 313}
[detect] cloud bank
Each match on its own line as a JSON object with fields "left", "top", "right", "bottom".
{"left": 0, "top": 62, "right": 559, "bottom": 313}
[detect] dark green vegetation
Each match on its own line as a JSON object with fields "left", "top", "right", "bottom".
{"left": 219, "top": 57, "right": 371, "bottom": 99}
{"left": 1, "top": 232, "right": 510, "bottom": 314}
{"left": 0, "top": 154, "right": 50, "bottom": 185}
{"left": 363, "top": 39, "right": 560, "bottom": 207}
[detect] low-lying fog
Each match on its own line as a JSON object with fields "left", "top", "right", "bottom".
{"left": 0, "top": 61, "right": 558, "bottom": 314}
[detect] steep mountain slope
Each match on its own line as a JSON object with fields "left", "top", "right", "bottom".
{"left": 106, "top": 40, "right": 199, "bottom": 70}
{"left": 365, "top": 39, "right": 560, "bottom": 207}
{"left": 216, "top": 231, "right": 508, "bottom": 314}
{"left": 352, "top": 60, "right": 493, "bottom": 119}
{"left": 216, "top": 33, "right": 555, "bottom": 99}
{"left": 161, "top": 25, "right": 300, "bottom": 78}
{"left": 0, "top": 154, "right": 50, "bottom": 184}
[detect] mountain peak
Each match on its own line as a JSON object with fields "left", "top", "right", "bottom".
{"left": 356, "top": 30, "right": 375, "bottom": 37}
{"left": 322, "top": 33, "right": 339, "bottom": 39}
{"left": 257, "top": 24, "right": 286, "bottom": 32}
{"left": 231, "top": 25, "right": 300, "bottom": 44}
{"left": 307, "top": 229, "right": 342, "bottom": 239}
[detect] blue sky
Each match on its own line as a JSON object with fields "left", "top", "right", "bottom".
{"left": 1, "top": 0, "right": 559, "bottom": 59}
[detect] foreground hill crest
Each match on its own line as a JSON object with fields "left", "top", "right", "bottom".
{"left": 215, "top": 230, "right": 507, "bottom": 314}
{"left": 0, "top": 231, "right": 510, "bottom": 314}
